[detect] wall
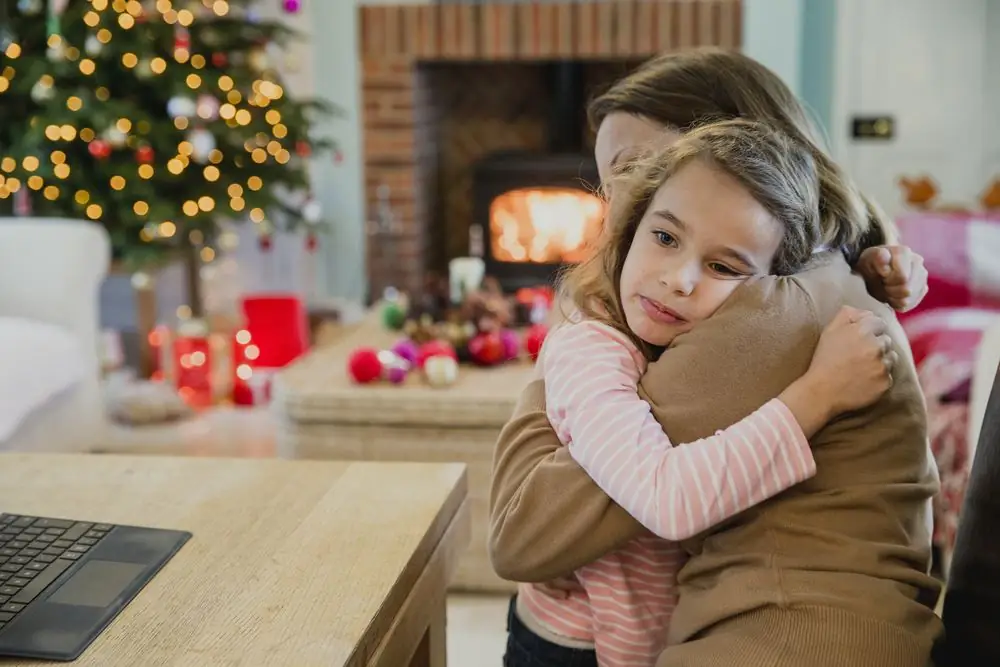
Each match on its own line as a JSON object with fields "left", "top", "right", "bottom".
{"left": 987, "top": 1, "right": 1000, "bottom": 179}
{"left": 798, "top": 0, "right": 836, "bottom": 137}
{"left": 742, "top": 0, "right": 803, "bottom": 96}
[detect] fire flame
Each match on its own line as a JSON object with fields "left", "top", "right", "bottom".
{"left": 489, "top": 186, "right": 605, "bottom": 263}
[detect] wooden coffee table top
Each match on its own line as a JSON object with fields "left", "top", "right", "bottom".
{"left": 272, "top": 309, "right": 536, "bottom": 428}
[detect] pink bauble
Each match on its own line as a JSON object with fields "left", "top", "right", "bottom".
{"left": 523, "top": 324, "right": 548, "bottom": 361}
{"left": 392, "top": 338, "right": 420, "bottom": 367}
{"left": 468, "top": 332, "right": 504, "bottom": 366}
{"left": 378, "top": 350, "right": 410, "bottom": 385}
{"left": 498, "top": 329, "right": 520, "bottom": 361}
{"left": 347, "top": 347, "right": 382, "bottom": 384}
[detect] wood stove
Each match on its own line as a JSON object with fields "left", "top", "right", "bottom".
{"left": 470, "top": 62, "right": 604, "bottom": 292}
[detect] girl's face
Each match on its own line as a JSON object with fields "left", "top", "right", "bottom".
{"left": 618, "top": 160, "right": 784, "bottom": 347}
{"left": 595, "top": 112, "right": 679, "bottom": 188}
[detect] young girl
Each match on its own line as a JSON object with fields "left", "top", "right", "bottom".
{"left": 505, "top": 120, "right": 898, "bottom": 667}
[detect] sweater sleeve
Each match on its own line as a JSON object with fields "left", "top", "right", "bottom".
{"left": 488, "top": 377, "right": 647, "bottom": 583}
{"left": 546, "top": 320, "right": 815, "bottom": 541}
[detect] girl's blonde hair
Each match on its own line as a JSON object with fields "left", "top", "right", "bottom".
{"left": 587, "top": 48, "right": 896, "bottom": 259}
{"left": 562, "top": 119, "right": 821, "bottom": 358}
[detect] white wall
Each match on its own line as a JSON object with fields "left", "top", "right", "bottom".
{"left": 742, "top": 0, "right": 803, "bottom": 96}
{"left": 986, "top": 2, "right": 1000, "bottom": 181}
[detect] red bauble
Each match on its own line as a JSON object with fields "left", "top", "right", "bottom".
{"left": 136, "top": 145, "right": 154, "bottom": 164}
{"left": 468, "top": 332, "right": 505, "bottom": 366}
{"left": 258, "top": 234, "right": 272, "bottom": 251}
{"left": 305, "top": 233, "right": 318, "bottom": 252}
{"left": 88, "top": 139, "right": 111, "bottom": 160}
{"left": 417, "top": 340, "right": 457, "bottom": 368}
{"left": 211, "top": 52, "right": 228, "bottom": 67}
{"left": 347, "top": 347, "right": 383, "bottom": 384}
{"left": 295, "top": 140, "right": 311, "bottom": 157}
{"left": 523, "top": 324, "right": 548, "bottom": 361}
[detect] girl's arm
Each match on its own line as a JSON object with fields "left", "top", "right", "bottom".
{"left": 545, "top": 321, "right": 819, "bottom": 541}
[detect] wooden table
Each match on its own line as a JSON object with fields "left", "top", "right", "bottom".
{"left": 0, "top": 454, "right": 470, "bottom": 667}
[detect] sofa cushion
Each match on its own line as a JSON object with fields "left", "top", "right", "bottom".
{"left": 0, "top": 317, "right": 86, "bottom": 443}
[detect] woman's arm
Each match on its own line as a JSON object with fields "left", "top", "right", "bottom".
{"left": 488, "top": 379, "right": 645, "bottom": 582}
{"left": 546, "top": 320, "right": 818, "bottom": 541}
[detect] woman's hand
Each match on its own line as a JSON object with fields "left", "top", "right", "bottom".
{"left": 779, "top": 306, "right": 896, "bottom": 438}
{"left": 856, "top": 245, "right": 929, "bottom": 313}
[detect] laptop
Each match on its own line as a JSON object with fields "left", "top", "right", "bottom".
{"left": 0, "top": 513, "right": 191, "bottom": 661}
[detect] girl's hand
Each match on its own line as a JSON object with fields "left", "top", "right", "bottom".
{"left": 856, "top": 245, "right": 929, "bottom": 313}
{"left": 779, "top": 306, "right": 896, "bottom": 438}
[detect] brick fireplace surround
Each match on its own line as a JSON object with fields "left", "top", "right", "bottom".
{"left": 360, "top": 0, "right": 743, "bottom": 300}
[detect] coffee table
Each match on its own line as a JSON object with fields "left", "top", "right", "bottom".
{"left": 272, "top": 310, "right": 533, "bottom": 592}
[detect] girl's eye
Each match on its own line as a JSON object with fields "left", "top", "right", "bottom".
{"left": 709, "top": 263, "right": 741, "bottom": 277}
{"left": 653, "top": 230, "right": 676, "bottom": 247}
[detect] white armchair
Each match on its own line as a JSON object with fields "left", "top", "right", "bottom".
{"left": 0, "top": 217, "right": 111, "bottom": 451}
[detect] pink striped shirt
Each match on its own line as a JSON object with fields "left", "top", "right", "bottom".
{"left": 518, "top": 319, "right": 816, "bottom": 666}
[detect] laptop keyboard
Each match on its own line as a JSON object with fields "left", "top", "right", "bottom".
{"left": 0, "top": 514, "right": 112, "bottom": 631}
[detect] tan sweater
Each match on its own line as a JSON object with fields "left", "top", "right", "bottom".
{"left": 489, "top": 254, "right": 944, "bottom": 665}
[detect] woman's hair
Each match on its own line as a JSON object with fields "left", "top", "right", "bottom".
{"left": 587, "top": 48, "right": 896, "bottom": 259}
{"left": 562, "top": 119, "right": 821, "bottom": 358}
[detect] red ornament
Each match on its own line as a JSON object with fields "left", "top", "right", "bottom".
{"left": 417, "top": 340, "right": 457, "bottom": 368}
{"left": 258, "top": 234, "right": 272, "bottom": 251}
{"left": 136, "top": 145, "right": 154, "bottom": 163}
{"left": 174, "top": 26, "right": 190, "bottom": 51}
{"left": 305, "top": 233, "right": 318, "bottom": 252}
{"left": 295, "top": 140, "right": 311, "bottom": 157}
{"left": 88, "top": 139, "right": 111, "bottom": 160}
{"left": 468, "top": 332, "right": 504, "bottom": 366}
{"left": 211, "top": 52, "right": 228, "bottom": 67}
{"left": 347, "top": 347, "right": 383, "bottom": 384}
{"left": 523, "top": 324, "right": 548, "bottom": 361}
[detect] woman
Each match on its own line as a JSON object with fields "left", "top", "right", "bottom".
{"left": 489, "top": 49, "right": 941, "bottom": 666}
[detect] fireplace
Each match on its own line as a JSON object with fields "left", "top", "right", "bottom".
{"left": 473, "top": 152, "right": 602, "bottom": 290}
{"left": 471, "top": 61, "right": 603, "bottom": 291}
{"left": 358, "top": 0, "right": 743, "bottom": 300}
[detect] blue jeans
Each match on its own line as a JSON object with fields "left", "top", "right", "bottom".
{"left": 503, "top": 595, "right": 599, "bottom": 667}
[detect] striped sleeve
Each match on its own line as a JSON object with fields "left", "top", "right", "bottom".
{"left": 543, "top": 319, "right": 817, "bottom": 541}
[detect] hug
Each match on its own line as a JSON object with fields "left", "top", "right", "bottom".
{"left": 489, "top": 48, "right": 944, "bottom": 667}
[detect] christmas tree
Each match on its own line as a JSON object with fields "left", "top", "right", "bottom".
{"left": 0, "top": 0, "right": 334, "bottom": 312}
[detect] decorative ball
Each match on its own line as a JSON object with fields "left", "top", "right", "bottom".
{"left": 136, "top": 145, "right": 155, "bottom": 164}
{"left": 523, "top": 324, "right": 548, "bottom": 361}
{"left": 84, "top": 35, "right": 103, "bottom": 56}
{"left": 196, "top": 94, "right": 220, "bottom": 121}
{"left": 424, "top": 355, "right": 458, "bottom": 388}
{"left": 392, "top": 339, "right": 420, "bottom": 367}
{"left": 102, "top": 126, "right": 128, "bottom": 147}
{"left": 302, "top": 198, "right": 322, "bottom": 224}
{"left": 418, "top": 340, "right": 457, "bottom": 368}
{"left": 167, "top": 96, "right": 197, "bottom": 119}
{"left": 211, "top": 52, "right": 228, "bottom": 68}
{"left": 88, "top": 139, "right": 112, "bottom": 160}
{"left": 498, "top": 329, "right": 520, "bottom": 361}
{"left": 188, "top": 128, "right": 216, "bottom": 162}
{"left": 30, "top": 80, "right": 53, "bottom": 102}
{"left": 377, "top": 350, "right": 410, "bottom": 385}
{"left": 468, "top": 332, "right": 505, "bottom": 366}
{"left": 382, "top": 301, "right": 407, "bottom": 331}
{"left": 347, "top": 347, "right": 382, "bottom": 384}
{"left": 282, "top": 0, "right": 302, "bottom": 13}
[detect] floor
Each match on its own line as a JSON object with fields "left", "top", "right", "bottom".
{"left": 102, "top": 404, "right": 511, "bottom": 664}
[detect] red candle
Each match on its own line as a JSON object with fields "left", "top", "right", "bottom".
{"left": 173, "top": 333, "right": 212, "bottom": 408}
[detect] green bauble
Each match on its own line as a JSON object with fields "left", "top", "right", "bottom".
{"left": 382, "top": 301, "right": 407, "bottom": 330}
